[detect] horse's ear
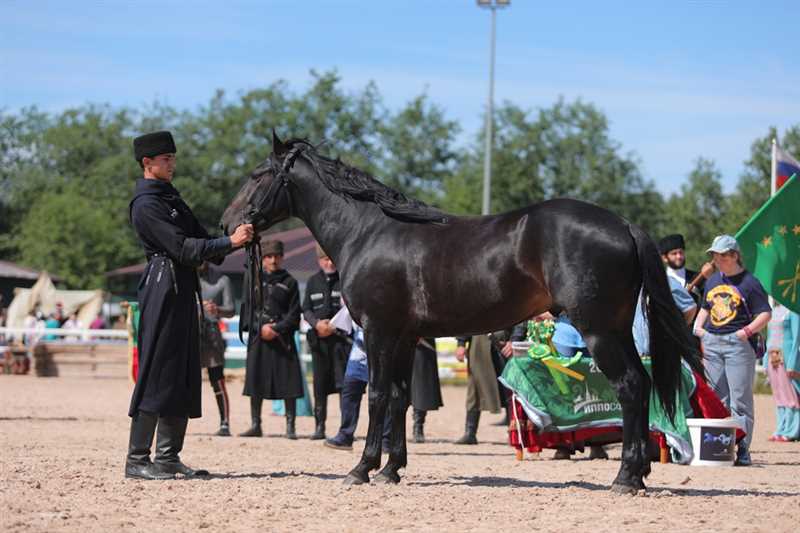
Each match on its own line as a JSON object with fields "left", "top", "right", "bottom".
{"left": 272, "top": 129, "right": 288, "bottom": 157}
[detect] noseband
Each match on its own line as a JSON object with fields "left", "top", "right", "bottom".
{"left": 238, "top": 142, "right": 308, "bottom": 343}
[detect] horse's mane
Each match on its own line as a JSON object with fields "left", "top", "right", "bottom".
{"left": 286, "top": 138, "right": 449, "bottom": 224}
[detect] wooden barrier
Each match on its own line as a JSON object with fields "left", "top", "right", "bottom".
{"left": 33, "top": 342, "right": 129, "bottom": 378}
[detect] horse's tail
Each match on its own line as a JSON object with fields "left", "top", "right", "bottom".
{"left": 628, "top": 224, "right": 704, "bottom": 421}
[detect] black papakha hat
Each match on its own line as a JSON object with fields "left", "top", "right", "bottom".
{"left": 658, "top": 234, "right": 686, "bottom": 255}
{"left": 261, "top": 239, "right": 284, "bottom": 256}
{"left": 133, "top": 131, "right": 177, "bottom": 162}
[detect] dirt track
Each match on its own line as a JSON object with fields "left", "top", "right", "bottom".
{"left": 1, "top": 374, "right": 797, "bottom": 532}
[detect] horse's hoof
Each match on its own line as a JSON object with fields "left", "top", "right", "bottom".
{"left": 610, "top": 482, "right": 645, "bottom": 495}
{"left": 373, "top": 471, "right": 401, "bottom": 484}
{"left": 342, "top": 473, "right": 368, "bottom": 486}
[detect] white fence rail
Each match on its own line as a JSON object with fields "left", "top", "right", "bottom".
{"left": 0, "top": 327, "right": 128, "bottom": 340}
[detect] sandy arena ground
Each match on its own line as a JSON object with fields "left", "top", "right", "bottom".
{"left": 1, "top": 374, "right": 797, "bottom": 532}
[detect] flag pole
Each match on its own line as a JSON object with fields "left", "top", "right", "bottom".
{"left": 771, "top": 137, "right": 778, "bottom": 197}
{"left": 769, "top": 138, "right": 777, "bottom": 308}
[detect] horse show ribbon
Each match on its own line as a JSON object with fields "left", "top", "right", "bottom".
{"left": 526, "top": 319, "right": 585, "bottom": 394}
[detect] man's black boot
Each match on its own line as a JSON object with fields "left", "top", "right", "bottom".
{"left": 239, "top": 396, "right": 262, "bottom": 437}
{"left": 285, "top": 398, "right": 297, "bottom": 440}
{"left": 454, "top": 409, "right": 480, "bottom": 445}
{"left": 412, "top": 409, "right": 426, "bottom": 443}
{"left": 153, "top": 416, "right": 209, "bottom": 477}
{"left": 125, "top": 411, "right": 175, "bottom": 480}
{"left": 310, "top": 399, "right": 326, "bottom": 440}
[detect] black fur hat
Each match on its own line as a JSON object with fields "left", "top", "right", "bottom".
{"left": 133, "top": 131, "right": 177, "bottom": 162}
{"left": 658, "top": 234, "right": 685, "bottom": 255}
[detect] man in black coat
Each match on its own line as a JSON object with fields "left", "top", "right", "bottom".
{"left": 658, "top": 233, "right": 714, "bottom": 305}
{"left": 410, "top": 338, "right": 443, "bottom": 443}
{"left": 239, "top": 239, "right": 303, "bottom": 439}
{"left": 302, "top": 244, "right": 350, "bottom": 440}
{"left": 126, "top": 130, "right": 253, "bottom": 480}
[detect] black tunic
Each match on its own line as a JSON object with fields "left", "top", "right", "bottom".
{"left": 242, "top": 268, "right": 303, "bottom": 400}
{"left": 302, "top": 270, "right": 350, "bottom": 396}
{"left": 411, "top": 338, "right": 443, "bottom": 411}
{"left": 128, "top": 178, "right": 232, "bottom": 418}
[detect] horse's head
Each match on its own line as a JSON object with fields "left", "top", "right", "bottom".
{"left": 220, "top": 131, "right": 299, "bottom": 235}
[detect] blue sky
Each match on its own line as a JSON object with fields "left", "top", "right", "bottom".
{"left": 2, "top": 1, "right": 798, "bottom": 195}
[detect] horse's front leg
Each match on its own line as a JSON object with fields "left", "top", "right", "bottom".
{"left": 374, "top": 340, "right": 416, "bottom": 484}
{"left": 343, "top": 329, "right": 394, "bottom": 485}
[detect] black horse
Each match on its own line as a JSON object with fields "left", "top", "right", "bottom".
{"left": 221, "top": 133, "right": 702, "bottom": 493}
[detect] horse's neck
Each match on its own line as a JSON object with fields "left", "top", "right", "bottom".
{"left": 293, "top": 180, "right": 384, "bottom": 272}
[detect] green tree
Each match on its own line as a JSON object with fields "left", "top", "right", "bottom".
{"left": 726, "top": 125, "right": 800, "bottom": 231}
{"left": 443, "top": 99, "right": 665, "bottom": 235}
{"left": 1, "top": 105, "right": 147, "bottom": 284}
{"left": 16, "top": 185, "right": 140, "bottom": 288}
{"left": 663, "top": 158, "right": 727, "bottom": 269}
{"left": 378, "top": 94, "right": 460, "bottom": 205}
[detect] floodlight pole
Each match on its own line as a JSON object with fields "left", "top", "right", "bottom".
{"left": 478, "top": 0, "right": 508, "bottom": 216}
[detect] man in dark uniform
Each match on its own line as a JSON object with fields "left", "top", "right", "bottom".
{"left": 658, "top": 233, "right": 713, "bottom": 305}
{"left": 239, "top": 239, "right": 303, "bottom": 439}
{"left": 302, "top": 244, "right": 350, "bottom": 440}
{"left": 125, "top": 131, "right": 253, "bottom": 480}
{"left": 198, "top": 262, "right": 235, "bottom": 436}
{"left": 410, "top": 337, "right": 443, "bottom": 443}
{"left": 453, "top": 321, "right": 523, "bottom": 445}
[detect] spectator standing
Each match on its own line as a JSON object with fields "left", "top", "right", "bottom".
{"left": 658, "top": 233, "right": 714, "bottom": 305}
{"left": 90, "top": 314, "right": 107, "bottom": 330}
{"left": 324, "top": 306, "right": 391, "bottom": 451}
{"left": 693, "top": 235, "right": 771, "bottom": 466}
{"left": 302, "top": 245, "right": 349, "bottom": 440}
{"left": 765, "top": 304, "right": 800, "bottom": 441}
{"left": 453, "top": 332, "right": 509, "bottom": 445}
{"left": 239, "top": 240, "right": 303, "bottom": 440}
{"left": 198, "top": 262, "right": 235, "bottom": 436}
{"left": 62, "top": 313, "right": 80, "bottom": 341}
{"left": 43, "top": 313, "right": 60, "bottom": 341}
{"left": 410, "top": 338, "right": 443, "bottom": 443}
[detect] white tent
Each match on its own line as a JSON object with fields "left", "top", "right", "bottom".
{"left": 5, "top": 272, "right": 105, "bottom": 330}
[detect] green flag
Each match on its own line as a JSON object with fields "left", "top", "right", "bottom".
{"left": 735, "top": 174, "right": 800, "bottom": 313}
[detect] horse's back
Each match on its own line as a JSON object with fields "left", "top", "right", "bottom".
{"left": 520, "top": 198, "right": 642, "bottom": 330}
{"left": 391, "top": 198, "right": 640, "bottom": 335}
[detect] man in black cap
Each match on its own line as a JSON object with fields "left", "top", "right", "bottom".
{"left": 126, "top": 130, "right": 254, "bottom": 480}
{"left": 239, "top": 239, "right": 304, "bottom": 439}
{"left": 658, "top": 233, "right": 712, "bottom": 304}
{"left": 302, "top": 244, "right": 350, "bottom": 440}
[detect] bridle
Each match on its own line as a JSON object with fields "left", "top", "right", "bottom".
{"left": 238, "top": 142, "right": 308, "bottom": 344}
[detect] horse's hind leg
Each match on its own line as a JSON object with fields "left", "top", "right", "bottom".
{"left": 374, "top": 341, "right": 415, "bottom": 484}
{"left": 583, "top": 331, "right": 651, "bottom": 494}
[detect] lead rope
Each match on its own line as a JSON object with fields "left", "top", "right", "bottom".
{"left": 239, "top": 220, "right": 264, "bottom": 345}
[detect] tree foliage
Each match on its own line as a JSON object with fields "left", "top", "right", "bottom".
{"left": 442, "top": 99, "right": 665, "bottom": 235}
{"left": 1, "top": 70, "right": 797, "bottom": 287}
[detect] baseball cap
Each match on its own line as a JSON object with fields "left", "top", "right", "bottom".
{"left": 706, "top": 234, "right": 740, "bottom": 254}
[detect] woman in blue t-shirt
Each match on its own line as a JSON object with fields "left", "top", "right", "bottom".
{"left": 692, "top": 235, "right": 771, "bottom": 466}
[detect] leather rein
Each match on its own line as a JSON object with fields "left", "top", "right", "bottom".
{"left": 237, "top": 143, "right": 307, "bottom": 344}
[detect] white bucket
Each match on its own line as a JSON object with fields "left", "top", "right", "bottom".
{"left": 686, "top": 418, "right": 741, "bottom": 466}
